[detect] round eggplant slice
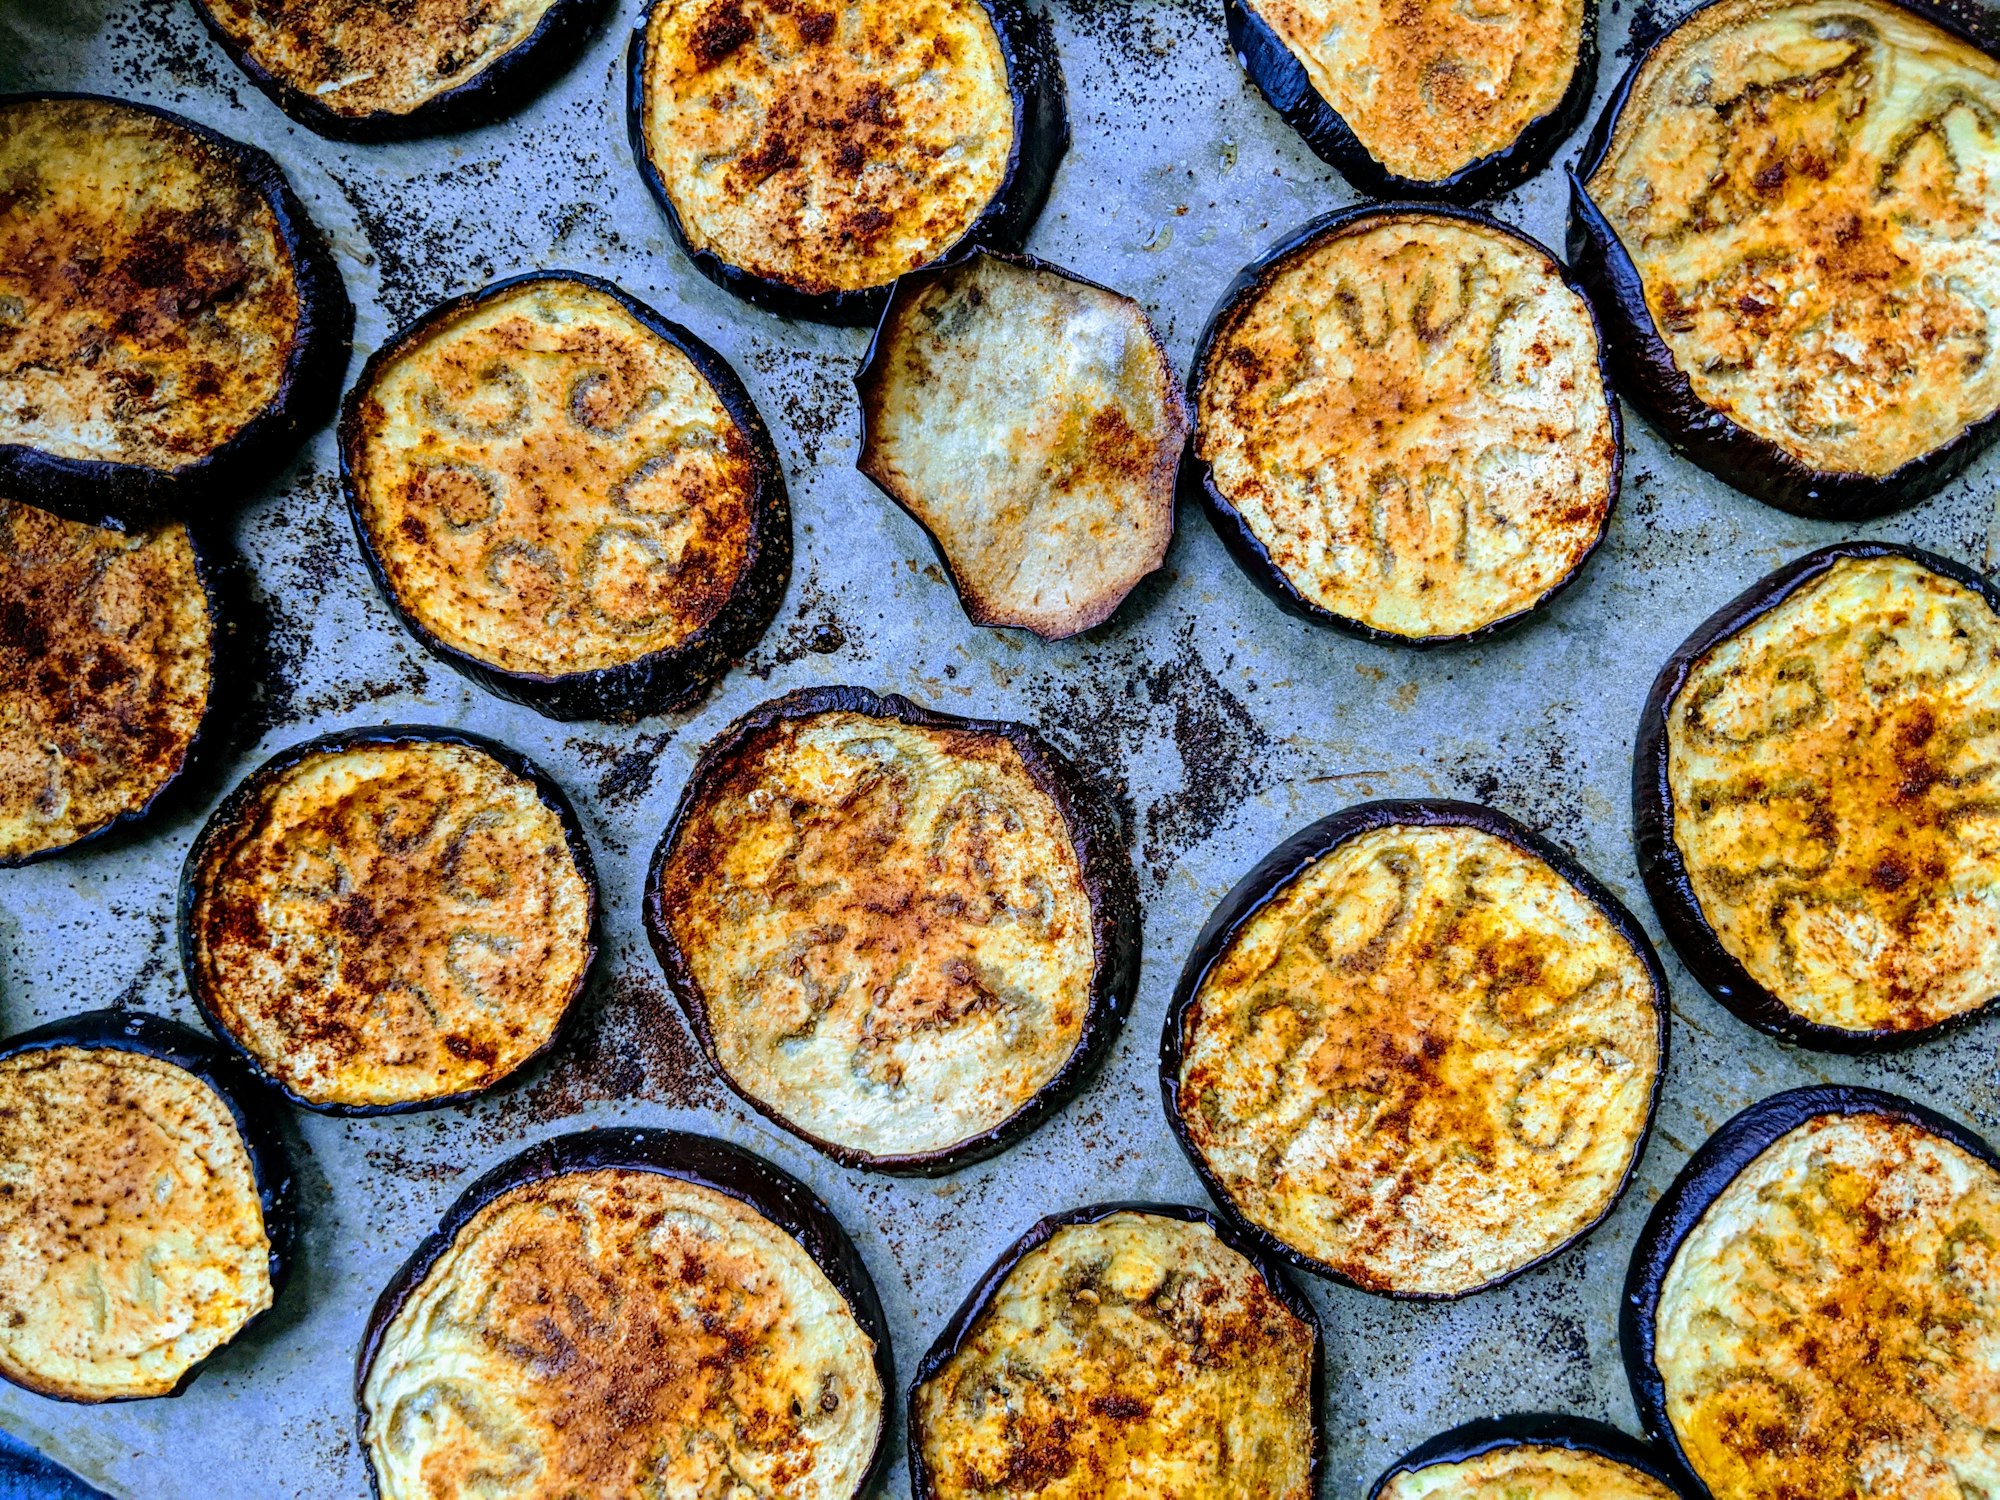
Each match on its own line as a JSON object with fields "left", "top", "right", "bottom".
{"left": 356, "top": 1127, "right": 890, "bottom": 1499}
{"left": 0, "top": 1009, "right": 294, "bottom": 1404}
{"left": 1164, "top": 800, "right": 1668, "bottom": 1298}
{"left": 627, "top": 0, "right": 1067, "bottom": 325}
{"left": 0, "top": 94, "right": 351, "bottom": 531}
{"left": 1637, "top": 543, "right": 2000, "bottom": 1050}
{"left": 1227, "top": 0, "right": 1595, "bottom": 200}
{"left": 1624, "top": 1087, "right": 2000, "bottom": 1500}
{"left": 856, "top": 251, "right": 1187, "bottom": 640}
{"left": 909, "top": 1203, "right": 1322, "bottom": 1500}
{"left": 180, "top": 726, "right": 598, "bottom": 1114}
{"left": 1571, "top": 0, "right": 2000, "bottom": 518}
{"left": 1372, "top": 1415, "right": 1690, "bottom": 1500}
{"left": 1188, "top": 207, "right": 1620, "bottom": 646}
{"left": 341, "top": 272, "right": 790, "bottom": 721}
{"left": 645, "top": 685, "right": 1139, "bottom": 1174}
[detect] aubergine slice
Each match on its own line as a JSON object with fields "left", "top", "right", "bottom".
{"left": 627, "top": 0, "right": 1066, "bottom": 325}
{"left": 1624, "top": 1087, "right": 2000, "bottom": 1500}
{"left": 356, "top": 1126, "right": 890, "bottom": 1499}
{"left": 340, "top": 272, "right": 790, "bottom": 721}
{"left": 0, "top": 1008, "right": 294, "bottom": 1404}
{"left": 0, "top": 94, "right": 351, "bottom": 531}
{"left": 1570, "top": 0, "right": 2000, "bottom": 518}
{"left": 856, "top": 252, "right": 1186, "bottom": 640}
{"left": 1372, "top": 1415, "right": 1691, "bottom": 1500}
{"left": 1163, "top": 799, "right": 1667, "bottom": 1298}
{"left": 909, "top": 1202, "right": 1323, "bottom": 1500}
{"left": 645, "top": 685, "right": 1139, "bottom": 1174}
{"left": 1188, "top": 206, "right": 1620, "bottom": 646}
{"left": 180, "top": 726, "right": 598, "bottom": 1114}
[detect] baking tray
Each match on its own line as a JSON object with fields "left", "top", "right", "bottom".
{"left": 4, "top": 0, "right": 1999, "bottom": 1494}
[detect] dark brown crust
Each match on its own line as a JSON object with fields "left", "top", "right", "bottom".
{"left": 643, "top": 684, "right": 1141, "bottom": 1175}
{"left": 1371, "top": 1414, "right": 1694, "bottom": 1500}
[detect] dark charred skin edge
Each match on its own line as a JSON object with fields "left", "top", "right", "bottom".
{"left": 1371, "top": 1413, "right": 1695, "bottom": 1500}
{"left": 352, "top": 1125, "right": 894, "bottom": 1500}
{"left": 1181, "top": 204, "right": 1623, "bottom": 650}
{"left": 1621, "top": 1084, "right": 2000, "bottom": 1499}
{"left": 1161, "top": 798, "right": 1671, "bottom": 1299}
{"left": 1226, "top": 0, "right": 1598, "bottom": 201}
{"left": 338, "top": 270, "right": 792, "bottom": 723}
{"left": 624, "top": 0, "right": 1069, "bottom": 326}
{"left": 0, "top": 1007, "right": 297, "bottom": 1404}
{"left": 189, "top": 0, "right": 612, "bottom": 142}
{"left": 643, "top": 684, "right": 1142, "bottom": 1175}
{"left": 0, "top": 93, "right": 352, "bottom": 533}
{"left": 176, "top": 723, "right": 601, "bottom": 1116}
{"left": 1633, "top": 539, "right": 2000, "bottom": 1051}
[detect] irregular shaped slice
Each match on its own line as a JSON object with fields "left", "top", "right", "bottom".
{"left": 858, "top": 253, "right": 1186, "bottom": 639}
{"left": 1372, "top": 1416, "right": 1687, "bottom": 1500}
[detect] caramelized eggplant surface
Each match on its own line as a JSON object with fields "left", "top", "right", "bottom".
{"left": 1372, "top": 1417, "right": 1687, "bottom": 1500}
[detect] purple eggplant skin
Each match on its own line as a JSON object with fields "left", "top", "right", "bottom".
{"left": 624, "top": 0, "right": 1068, "bottom": 326}
{"left": 907, "top": 1200, "right": 1325, "bottom": 1499}
{"left": 177, "top": 724, "right": 602, "bottom": 1118}
{"left": 1621, "top": 1085, "right": 2000, "bottom": 1498}
{"left": 1632, "top": 539, "right": 2000, "bottom": 1053}
{"left": 1161, "top": 798, "right": 1671, "bottom": 1298}
{"left": 0, "top": 1008, "right": 297, "bottom": 1403}
{"left": 644, "top": 684, "right": 1141, "bottom": 1176}
{"left": 1226, "top": 0, "right": 1598, "bottom": 202}
{"left": 353, "top": 1126, "right": 894, "bottom": 1500}
{"left": 0, "top": 94, "right": 351, "bottom": 534}
{"left": 1181, "top": 203, "right": 1623, "bottom": 649}
{"left": 1372, "top": 1414, "right": 1696, "bottom": 1500}
{"left": 338, "top": 271, "right": 791, "bottom": 723}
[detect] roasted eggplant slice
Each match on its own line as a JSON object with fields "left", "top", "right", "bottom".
{"left": 1372, "top": 1415, "right": 1689, "bottom": 1500}
{"left": 1624, "top": 1087, "right": 2000, "bottom": 1500}
{"left": 1164, "top": 800, "right": 1667, "bottom": 1298}
{"left": 1636, "top": 542, "right": 2000, "bottom": 1050}
{"left": 909, "top": 1203, "right": 1322, "bottom": 1499}
{"left": 627, "top": 0, "right": 1067, "bottom": 324}
{"left": 341, "top": 272, "right": 789, "bottom": 721}
{"left": 181, "top": 726, "right": 597, "bottom": 1114}
{"left": 0, "top": 94, "right": 351, "bottom": 531}
{"left": 645, "top": 686, "right": 1139, "bottom": 1174}
{"left": 0, "top": 1009, "right": 293, "bottom": 1404}
{"left": 356, "top": 1127, "right": 890, "bottom": 1499}
{"left": 856, "top": 252, "right": 1186, "bottom": 640}
{"left": 1571, "top": 0, "right": 2000, "bottom": 517}
{"left": 1189, "top": 207, "right": 1618, "bottom": 646}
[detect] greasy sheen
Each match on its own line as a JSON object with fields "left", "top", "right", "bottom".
{"left": 1197, "top": 215, "right": 1615, "bottom": 638}
{"left": 914, "top": 1212, "right": 1317, "bottom": 1499}
{"left": 0, "top": 96, "right": 301, "bottom": 470}
{"left": 1587, "top": 0, "right": 2000, "bottom": 478}
{"left": 1666, "top": 554, "right": 2000, "bottom": 1033}
{"left": 658, "top": 711, "right": 1096, "bottom": 1159}
{"left": 1655, "top": 1112, "right": 2000, "bottom": 1500}
{"left": 0, "top": 501, "right": 212, "bottom": 861}
{"left": 1178, "top": 824, "right": 1661, "bottom": 1295}
{"left": 362, "top": 1168, "right": 883, "bottom": 1498}
{"left": 860, "top": 256, "right": 1185, "bottom": 639}
{"left": 0, "top": 1046, "right": 271, "bottom": 1401}
{"left": 1381, "top": 1447, "right": 1681, "bottom": 1500}
{"left": 638, "top": 0, "right": 1015, "bottom": 294}
{"left": 349, "top": 279, "right": 758, "bottom": 677}
{"left": 1245, "top": 0, "right": 1584, "bottom": 181}
{"left": 187, "top": 740, "right": 592, "bottom": 1108}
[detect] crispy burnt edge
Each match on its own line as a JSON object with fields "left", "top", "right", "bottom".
{"left": 176, "top": 723, "right": 602, "bottom": 1117}
{"left": 1620, "top": 1084, "right": 2000, "bottom": 1500}
{"left": 0, "top": 93, "right": 351, "bottom": 533}
{"left": 1633, "top": 539, "right": 2000, "bottom": 1052}
{"left": 1370, "top": 1413, "right": 1695, "bottom": 1500}
{"left": 906, "top": 1200, "right": 1326, "bottom": 1500}
{"left": 0, "top": 1008, "right": 297, "bottom": 1404}
{"left": 1181, "top": 204, "right": 1623, "bottom": 649}
{"left": 852, "top": 248, "right": 1189, "bottom": 641}
{"left": 1160, "top": 797, "right": 1672, "bottom": 1300}
{"left": 352, "top": 1125, "right": 894, "bottom": 1500}
{"left": 624, "top": 0, "right": 1069, "bottom": 326}
{"left": 643, "top": 684, "right": 1141, "bottom": 1176}
{"left": 339, "top": 269, "right": 792, "bottom": 723}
